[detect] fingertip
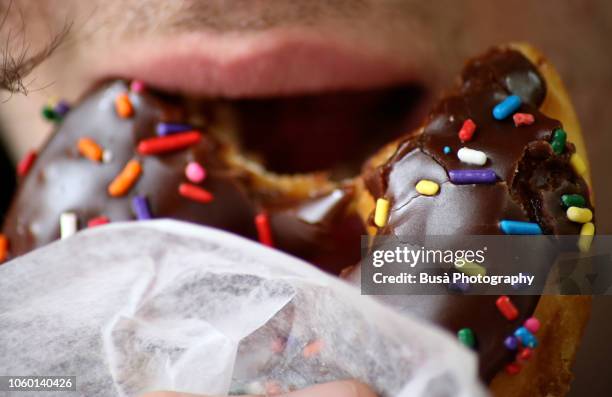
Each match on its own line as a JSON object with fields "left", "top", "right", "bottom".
{"left": 282, "top": 379, "right": 377, "bottom": 397}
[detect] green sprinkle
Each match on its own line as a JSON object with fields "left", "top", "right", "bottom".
{"left": 552, "top": 128, "right": 567, "bottom": 155}
{"left": 457, "top": 328, "right": 476, "bottom": 348}
{"left": 561, "top": 194, "right": 586, "bottom": 208}
{"left": 41, "top": 106, "right": 57, "bottom": 121}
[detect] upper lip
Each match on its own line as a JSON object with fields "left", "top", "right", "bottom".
{"left": 86, "top": 29, "right": 423, "bottom": 98}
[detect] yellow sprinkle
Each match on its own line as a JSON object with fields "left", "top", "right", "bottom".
{"left": 578, "top": 222, "right": 595, "bottom": 253}
{"left": 46, "top": 96, "right": 59, "bottom": 107}
{"left": 456, "top": 260, "right": 486, "bottom": 277}
{"left": 374, "top": 198, "right": 390, "bottom": 228}
{"left": 570, "top": 153, "right": 587, "bottom": 176}
{"left": 415, "top": 179, "right": 440, "bottom": 196}
{"left": 566, "top": 206, "right": 593, "bottom": 224}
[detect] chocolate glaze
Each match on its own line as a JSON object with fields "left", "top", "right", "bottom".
{"left": 1, "top": 81, "right": 363, "bottom": 272}
{"left": 354, "top": 48, "right": 593, "bottom": 380}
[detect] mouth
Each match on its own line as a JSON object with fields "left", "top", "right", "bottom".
{"left": 88, "top": 31, "right": 429, "bottom": 176}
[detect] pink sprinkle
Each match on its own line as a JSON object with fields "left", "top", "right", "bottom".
{"left": 88, "top": 216, "right": 110, "bottom": 228}
{"left": 130, "top": 80, "right": 146, "bottom": 93}
{"left": 513, "top": 113, "right": 535, "bottom": 127}
{"left": 524, "top": 317, "right": 541, "bottom": 333}
{"left": 185, "top": 161, "right": 206, "bottom": 183}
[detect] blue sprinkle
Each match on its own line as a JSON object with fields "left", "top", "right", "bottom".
{"left": 499, "top": 220, "right": 542, "bottom": 235}
{"left": 514, "top": 326, "right": 538, "bottom": 348}
{"left": 443, "top": 146, "right": 452, "bottom": 154}
{"left": 132, "top": 195, "right": 152, "bottom": 220}
{"left": 156, "top": 122, "right": 193, "bottom": 136}
{"left": 493, "top": 95, "right": 522, "bottom": 120}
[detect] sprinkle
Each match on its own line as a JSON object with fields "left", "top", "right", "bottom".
{"left": 53, "top": 100, "right": 70, "bottom": 117}
{"left": 443, "top": 146, "right": 452, "bottom": 154}
{"left": 77, "top": 137, "right": 103, "bottom": 162}
{"left": 513, "top": 112, "right": 535, "bottom": 127}
{"left": 156, "top": 122, "right": 193, "bottom": 136}
{"left": 578, "top": 222, "right": 595, "bottom": 253}
{"left": 41, "top": 106, "right": 57, "bottom": 121}
{"left": 108, "top": 159, "right": 142, "bottom": 197}
{"left": 514, "top": 326, "right": 538, "bottom": 348}
{"left": 185, "top": 161, "right": 206, "bottom": 183}
{"left": 566, "top": 206, "right": 593, "bottom": 224}
{"left": 179, "top": 183, "right": 214, "bottom": 204}
{"left": 457, "top": 328, "right": 476, "bottom": 348}
{"left": 448, "top": 169, "right": 497, "bottom": 184}
{"left": 0, "top": 234, "right": 8, "bottom": 262}
{"left": 270, "top": 337, "right": 286, "bottom": 354}
{"left": 561, "top": 194, "right": 586, "bottom": 208}
{"left": 457, "top": 260, "right": 486, "bottom": 277}
{"left": 493, "top": 95, "right": 522, "bottom": 120}
{"left": 137, "top": 131, "right": 202, "bottom": 155}
{"left": 449, "top": 282, "right": 470, "bottom": 293}
{"left": 87, "top": 216, "right": 110, "bottom": 228}
{"left": 115, "top": 93, "right": 133, "bottom": 118}
{"left": 458, "top": 119, "right": 477, "bottom": 142}
{"left": 60, "top": 212, "right": 78, "bottom": 239}
{"left": 524, "top": 317, "right": 540, "bottom": 333}
{"left": 303, "top": 339, "right": 324, "bottom": 358}
{"left": 255, "top": 212, "right": 274, "bottom": 247}
{"left": 570, "top": 153, "right": 587, "bottom": 176}
{"left": 415, "top": 179, "right": 440, "bottom": 196}
{"left": 504, "top": 336, "right": 519, "bottom": 350}
{"left": 374, "top": 198, "right": 390, "bottom": 227}
{"left": 132, "top": 195, "right": 153, "bottom": 220}
{"left": 551, "top": 128, "right": 567, "bottom": 155}
{"left": 46, "top": 96, "right": 60, "bottom": 108}
{"left": 457, "top": 147, "right": 487, "bottom": 166}
{"left": 130, "top": 80, "right": 146, "bottom": 93}
{"left": 505, "top": 362, "right": 522, "bottom": 375}
{"left": 17, "top": 150, "right": 37, "bottom": 177}
{"left": 517, "top": 347, "right": 533, "bottom": 361}
{"left": 102, "top": 150, "right": 114, "bottom": 163}
{"left": 499, "top": 220, "right": 542, "bottom": 235}
{"left": 496, "top": 295, "right": 519, "bottom": 321}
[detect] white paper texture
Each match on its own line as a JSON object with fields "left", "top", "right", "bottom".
{"left": 0, "top": 220, "right": 487, "bottom": 396}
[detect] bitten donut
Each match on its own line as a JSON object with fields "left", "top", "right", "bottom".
{"left": 1, "top": 43, "right": 594, "bottom": 396}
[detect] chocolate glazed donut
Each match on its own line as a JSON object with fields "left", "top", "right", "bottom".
{"left": 347, "top": 46, "right": 594, "bottom": 393}
{"left": 1, "top": 44, "right": 594, "bottom": 395}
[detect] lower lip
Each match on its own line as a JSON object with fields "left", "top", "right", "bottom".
{"left": 89, "top": 31, "right": 419, "bottom": 97}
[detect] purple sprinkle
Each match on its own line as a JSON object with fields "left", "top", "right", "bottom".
{"left": 54, "top": 100, "right": 71, "bottom": 117}
{"left": 504, "top": 335, "right": 518, "bottom": 350}
{"left": 132, "top": 195, "right": 152, "bottom": 220}
{"left": 449, "top": 169, "right": 497, "bottom": 184}
{"left": 156, "top": 122, "right": 193, "bottom": 136}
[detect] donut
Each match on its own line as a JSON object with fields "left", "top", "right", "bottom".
{"left": 1, "top": 43, "right": 594, "bottom": 395}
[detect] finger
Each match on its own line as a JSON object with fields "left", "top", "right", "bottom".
{"left": 280, "top": 380, "right": 377, "bottom": 397}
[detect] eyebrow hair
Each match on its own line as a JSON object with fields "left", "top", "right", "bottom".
{"left": 0, "top": 0, "right": 70, "bottom": 95}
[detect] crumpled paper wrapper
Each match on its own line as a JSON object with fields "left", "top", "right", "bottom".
{"left": 0, "top": 220, "right": 486, "bottom": 396}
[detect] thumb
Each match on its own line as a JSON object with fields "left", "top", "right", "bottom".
{"left": 139, "top": 379, "right": 377, "bottom": 397}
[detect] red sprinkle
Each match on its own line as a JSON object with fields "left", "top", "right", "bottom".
{"left": 517, "top": 347, "right": 533, "bottom": 361}
{"left": 505, "top": 362, "right": 521, "bottom": 375}
{"left": 513, "top": 113, "right": 535, "bottom": 127}
{"left": 496, "top": 295, "right": 519, "bottom": 321}
{"left": 255, "top": 212, "right": 274, "bottom": 247}
{"left": 88, "top": 216, "right": 110, "bottom": 228}
{"left": 179, "top": 183, "right": 214, "bottom": 204}
{"left": 0, "top": 234, "right": 9, "bottom": 262}
{"left": 137, "top": 131, "right": 202, "bottom": 155}
{"left": 458, "top": 119, "right": 477, "bottom": 142}
{"left": 17, "top": 150, "right": 37, "bottom": 177}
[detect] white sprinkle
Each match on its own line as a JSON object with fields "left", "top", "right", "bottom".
{"left": 457, "top": 147, "right": 487, "bottom": 166}
{"left": 60, "top": 212, "right": 78, "bottom": 239}
{"left": 102, "top": 150, "right": 113, "bottom": 163}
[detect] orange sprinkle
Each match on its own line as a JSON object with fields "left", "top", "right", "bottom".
{"left": 78, "top": 137, "right": 103, "bottom": 162}
{"left": 108, "top": 159, "right": 142, "bottom": 197}
{"left": 0, "top": 234, "right": 9, "bottom": 263}
{"left": 303, "top": 339, "right": 324, "bottom": 358}
{"left": 115, "top": 93, "right": 133, "bottom": 118}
